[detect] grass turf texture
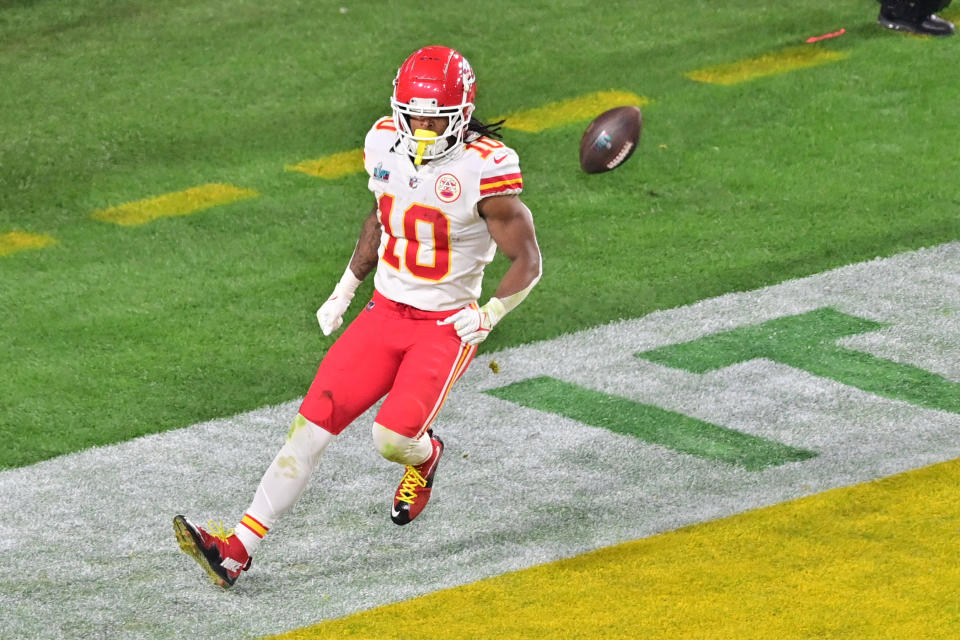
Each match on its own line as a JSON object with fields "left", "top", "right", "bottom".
{"left": 2, "top": 0, "right": 959, "bottom": 469}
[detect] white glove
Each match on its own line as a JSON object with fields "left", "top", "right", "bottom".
{"left": 316, "top": 292, "right": 351, "bottom": 336}
{"left": 439, "top": 298, "right": 507, "bottom": 346}
{"left": 316, "top": 268, "right": 363, "bottom": 336}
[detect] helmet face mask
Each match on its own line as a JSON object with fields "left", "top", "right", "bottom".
{"left": 391, "top": 46, "right": 476, "bottom": 162}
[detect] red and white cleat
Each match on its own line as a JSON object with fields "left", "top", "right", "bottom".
{"left": 173, "top": 515, "right": 251, "bottom": 588}
{"left": 390, "top": 432, "right": 444, "bottom": 525}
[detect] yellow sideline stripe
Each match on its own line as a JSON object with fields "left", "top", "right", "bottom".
{"left": 286, "top": 148, "right": 365, "bottom": 180}
{"left": 495, "top": 90, "right": 649, "bottom": 133}
{"left": 0, "top": 231, "right": 56, "bottom": 257}
{"left": 91, "top": 183, "right": 259, "bottom": 226}
{"left": 286, "top": 90, "right": 649, "bottom": 179}
{"left": 686, "top": 46, "right": 848, "bottom": 85}
{"left": 265, "top": 457, "right": 960, "bottom": 640}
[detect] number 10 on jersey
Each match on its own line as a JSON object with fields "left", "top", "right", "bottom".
{"left": 378, "top": 194, "right": 452, "bottom": 282}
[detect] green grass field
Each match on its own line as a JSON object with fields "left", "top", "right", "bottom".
{"left": 2, "top": 4, "right": 960, "bottom": 637}
{"left": 2, "top": 0, "right": 958, "bottom": 472}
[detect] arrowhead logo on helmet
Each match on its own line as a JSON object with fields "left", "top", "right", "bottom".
{"left": 391, "top": 46, "right": 477, "bottom": 163}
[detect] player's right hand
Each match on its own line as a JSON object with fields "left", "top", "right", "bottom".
{"left": 316, "top": 289, "right": 353, "bottom": 336}
{"left": 317, "top": 267, "right": 364, "bottom": 336}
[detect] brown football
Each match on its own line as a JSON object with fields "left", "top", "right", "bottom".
{"left": 579, "top": 105, "right": 642, "bottom": 174}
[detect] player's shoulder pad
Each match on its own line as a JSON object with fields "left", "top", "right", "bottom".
{"left": 364, "top": 116, "right": 397, "bottom": 174}
{"left": 469, "top": 137, "right": 523, "bottom": 198}
{"left": 365, "top": 116, "right": 398, "bottom": 150}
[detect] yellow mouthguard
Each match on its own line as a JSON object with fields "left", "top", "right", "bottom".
{"left": 413, "top": 129, "right": 438, "bottom": 165}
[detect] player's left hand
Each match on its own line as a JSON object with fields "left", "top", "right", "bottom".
{"left": 439, "top": 299, "right": 506, "bottom": 346}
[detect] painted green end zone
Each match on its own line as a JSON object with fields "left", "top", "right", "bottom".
{"left": 485, "top": 376, "right": 815, "bottom": 471}
{"left": 637, "top": 308, "right": 960, "bottom": 415}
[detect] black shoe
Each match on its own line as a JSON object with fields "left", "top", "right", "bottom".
{"left": 878, "top": 11, "right": 956, "bottom": 36}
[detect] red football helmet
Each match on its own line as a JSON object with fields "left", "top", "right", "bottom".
{"left": 391, "top": 46, "right": 477, "bottom": 161}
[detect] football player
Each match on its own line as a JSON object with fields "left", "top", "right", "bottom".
{"left": 174, "top": 45, "right": 542, "bottom": 588}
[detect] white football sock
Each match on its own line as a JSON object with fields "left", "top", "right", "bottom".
{"left": 235, "top": 413, "right": 334, "bottom": 555}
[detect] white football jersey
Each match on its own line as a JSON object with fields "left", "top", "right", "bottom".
{"left": 364, "top": 116, "right": 524, "bottom": 311}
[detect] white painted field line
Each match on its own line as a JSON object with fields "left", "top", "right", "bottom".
{"left": 0, "top": 243, "right": 957, "bottom": 640}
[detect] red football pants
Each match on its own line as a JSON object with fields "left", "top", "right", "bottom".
{"left": 299, "top": 290, "right": 477, "bottom": 438}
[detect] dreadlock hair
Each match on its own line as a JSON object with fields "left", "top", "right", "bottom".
{"left": 466, "top": 116, "right": 506, "bottom": 141}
